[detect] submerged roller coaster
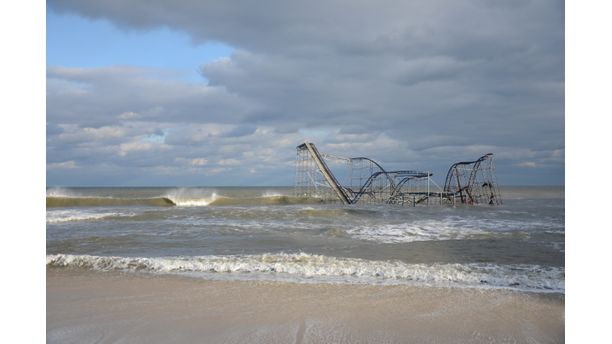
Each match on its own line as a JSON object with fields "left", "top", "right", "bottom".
{"left": 294, "top": 142, "right": 502, "bottom": 206}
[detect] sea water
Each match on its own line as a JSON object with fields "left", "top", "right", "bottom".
{"left": 46, "top": 186, "right": 564, "bottom": 293}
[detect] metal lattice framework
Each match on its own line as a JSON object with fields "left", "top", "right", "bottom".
{"left": 442, "top": 153, "right": 502, "bottom": 205}
{"left": 295, "top": 143, "right": 441, "bottom": 206}
{"left": 295, "top": 142, "right": 502, "bottom": 206}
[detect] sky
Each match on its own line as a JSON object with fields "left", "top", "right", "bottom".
{"left": 46, "top": 0, "right": 565, "bottom": 186}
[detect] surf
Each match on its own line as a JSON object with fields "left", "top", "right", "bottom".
{"left": 46, "top": 209, "right": 136, "bottom": 223}
{"left": 46, "top": 253, "right": 564, "bottom": 293}
{"left": 46, "top": 194, "right": 326, "bottom": 207}
{"left": 46, "top": 196, "right": 176, "bottom": 208}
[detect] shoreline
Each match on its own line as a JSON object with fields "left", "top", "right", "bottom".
{"left": 47, "top": 268, "right": 564, "bottom": 343}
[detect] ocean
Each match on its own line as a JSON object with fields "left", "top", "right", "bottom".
{"left": 46, "top": 186, "right": 564, "bottom": 293}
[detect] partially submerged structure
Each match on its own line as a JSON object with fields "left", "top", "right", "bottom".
{"left": 294, "top": 142, "right": 502, "bottom": 206}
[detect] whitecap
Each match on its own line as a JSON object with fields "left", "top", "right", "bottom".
{"left": 46, "top": 253, "right": 564, "bottom": 293}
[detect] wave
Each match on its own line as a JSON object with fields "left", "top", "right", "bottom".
{"left": 347, "top": 222, "right": 490, "bottom": 243}
{"left": 261, "top": 191, "right": 285, "bottom": 197}
{"left": 209, "top": 195, "right": 323, "bottom": 206}
{"left": 46, "top": 253, "right": 564, "bottom": 293}
{"left": 46, "top": 196, "right": 176, "bottom": 208}
{"left": 46, "top": 195, "right": 325, "bottom": 208}
{"left": 166, "top": 188, "right": 324, "bottom": 206}
{"left": 46, "top": 210, "right": 136, "bottom": 223}
{"left": 345, "top": 219, "right": 536, "bottom": 243}
{"left": 166, "top": 193, "right": 218, "bottom": 206}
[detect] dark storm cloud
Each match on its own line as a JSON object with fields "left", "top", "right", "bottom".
{"left": 47, "top": 0, "right": 564, "bottom": 185}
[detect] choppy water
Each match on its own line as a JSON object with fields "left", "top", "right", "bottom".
{"left": 46, "top": 186, "right": 564, "bottom": 293}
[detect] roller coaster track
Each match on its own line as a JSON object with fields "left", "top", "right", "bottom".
{"left": 297, "top": 143, "right": 434, "bottom": 205}
{"left": 443, "top": 153, "right": 501, "bottom": 205}
{"left": 295, "top": 142, "right": 500, "bottom": 206}
{"left": 299, "top": 143, "right": 352, "bottom": 204}
{"left": 350, "top": 170, "right": 431, "bottom": 204}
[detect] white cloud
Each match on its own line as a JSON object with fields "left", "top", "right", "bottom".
{"left": 47, "top": 160, "right": 77, "bottom": 169}
{"left": 516, "top": 161, "right": 541, "bottom": 168}
{"left": 117, "top": 111, "right": 141, "bottom": 120}
{"left": 191, "top": 158, "right": 208, "bottom": 166}
{"left": 218, "top": 158, "right": 240, "bottom": 166}
{"left": 118, "top": 141, "right": 154, "bottom": 156}
{"left": 205, "top": 167, "right": 228, "bottom": 175}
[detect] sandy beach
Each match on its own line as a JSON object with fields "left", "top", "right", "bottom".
{"left": 47, "top": 268, "right": 564, "bottom": 343}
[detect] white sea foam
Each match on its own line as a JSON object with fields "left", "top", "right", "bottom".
{"left": 347, "top": 221, "right": 489, "bottom": 243}
{"left": 46, "top": 253, "right": 564, "bottom": 293}
{"left": 46, "top": 210, "right": 135, "bottom": 223}
{"left": 46, "top": 187, "right": 77, "bottom": 198}
{"left": 346, "top": 215, "right": 564, "bottom": 244}
{"left": 169, "top": 196, "right": 218, "bottom": 207}
{"left": 165, "top": 188, "right": 219, "bottom": 206}
{"left": 261, "top": 191, "right": 285, "bottom": 197}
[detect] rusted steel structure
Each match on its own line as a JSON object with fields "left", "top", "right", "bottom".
{"left": 443, "top": 153, "right": 502, "bottom": 205}
{"left": 294, "top": 142, "right": 501, "bottom": 206}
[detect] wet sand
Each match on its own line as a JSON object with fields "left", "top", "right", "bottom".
{"left": 47, "top": 268, "right": 564, "bottom": 343}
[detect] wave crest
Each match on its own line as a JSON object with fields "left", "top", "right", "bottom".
{"left": 46, "top": 253, "right": 564, "bottom": 293}
{"left": 46, "top": 195, "right": 326, "bottom": 208}
{"left": 46, "top": 210, "right": 135, "bottom": 223}
{"left": 46, "top": 196, "right": 176, "bottom": 208}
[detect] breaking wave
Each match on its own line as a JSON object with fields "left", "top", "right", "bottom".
{"left": 46, "top": 195, "right": 325, "bottom": 208}
{"left": 46, "top": 210, "right": 136, "bottom": 223}
{"left": 46, "top": 196, "right": 176, "bottom": 208}
{"left": 46, "top": 253, "right": 564, "bottom": 293}
{"left": 347, "top": 222, "right": 489, "bottom": 243}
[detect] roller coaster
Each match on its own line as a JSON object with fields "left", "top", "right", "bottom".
{"left": 294, "top": 142, "right": 502, "bottom": 206}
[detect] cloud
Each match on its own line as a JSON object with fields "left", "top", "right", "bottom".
{"left": 190, "top": 158, "right": 208, "bottom": 166}
{"left": 47, "top": 66, "right": 257, "bottom": 127}
{"left": 46, "top": 0, "right": 564, "bottom": 185}
{"left": 118, "top": 141, "right": 155, "bottom": 156}
{"left": 48, "top": 160, "right": 77, "bottom": 169}
{"left": 516, "top": 161, "right": 541, "bottom": 168}
{"left": 218, "top": 158, "right": 240, "bottom": 166}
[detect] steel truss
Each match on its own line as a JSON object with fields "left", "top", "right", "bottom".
{"left": 443, "top": 153, "right": 502, "bottom": 205}
{"left": 295, "top": 142, "right": 501, "bottom": 206}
